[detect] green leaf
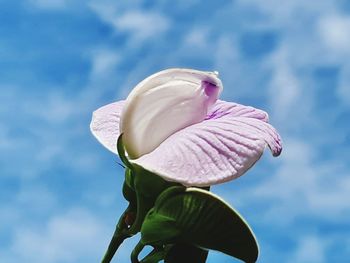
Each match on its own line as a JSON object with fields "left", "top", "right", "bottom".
{"left": 140, "top": 209, "right": 180, "bottom": 245}
{"left": 140, "top": 249, "right": 165, "bottom": 263}
{"left": 141, "top": 186, "right": 259, "bottom": 263}
{"left": 164, "top": 243, "right": 208, "bottom": 263}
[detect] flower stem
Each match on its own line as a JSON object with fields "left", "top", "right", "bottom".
{"left": 101, "top": 231, "right": 129, "bottom": 263}
{"left": 101, "top": 207, "right": 132, "bottom": 263}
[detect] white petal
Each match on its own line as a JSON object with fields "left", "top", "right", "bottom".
{"left": 120, "top": 68, "right": 223, "bottom": 159}
{"left": 90, "top": 101, "right": 125, "bottom": 154}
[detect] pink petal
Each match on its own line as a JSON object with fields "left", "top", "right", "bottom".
{"left": 90, "top": 101, "right": 125, "bottom": 154}
{"left": 206, "top": 100, "right": 269, "bottom": 122}
{"left": 132, "top": 100, "right": 282, "bottom": 186}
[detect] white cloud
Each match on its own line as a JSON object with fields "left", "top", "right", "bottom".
{"left": 0, "top": 206, "right": 21, "bottom": 233}
{"left": 318, "top": 15, "right": 350, "bottom": 55}
{"left": 15, "top": 184, "right": 57, "bottom": 211}
{"left": 6, "top": 209, "right": 108, "bottom": 263}
{"left": 268, "top": 48, "right": 301, "bottom": 123}
{"left": 337, "top": 64, "right": 350, "bottom": 106}
{"left": 157, "top": 0, "right": 201, "bottom": 10}
{"left": 184, "top": 27, "right": 211, "bottom": 49}
{"left": 2, "top": 1, "right": 350, "bottom": 262}
{"left": 0, "top": 126, "right": 18, "bottom": 150}
{"left": 28, "top": 0, "right": 67, "bottom": 10}
{"left": 0, "top": 85, "right": 104, "bottom": 178}
{"left": 0, "top": 185, "right": 58, "bottom": 243}
{"left": 116, "top": 11, "right": 170, "bottom": 41}
{"left": 213, "top": 36, "right": 249, "bottom": 99}
{"left": 244, "top": 138, "right": 350, "bottom": 224}
{"left": 237, "top": 0, "right": 335, "bottom": 27}
{"left": 90, "top": 49, "right": 120, "bottom": 78}
{"left": 28, "top": 91, "right": 76, "bottom": 124}
{"left": 89, "top": 2, "right": 171, "bottom": 45}
{"left": 289, "top": 236, "right": 326, "bottom": 263}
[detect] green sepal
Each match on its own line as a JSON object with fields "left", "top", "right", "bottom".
{"left": 122, "top": 168, "right": 136, "bottom": 204}
{"left": 132, "top": 164, "right": 179, "bottom": 199}
{"left": 141, "top": 186, "right": 259, "bottom": 263}
{"left": 117, "top": 135, "right": 179, "bottom": 234}
{"left": 117, "top": 134, "right": 132, "bottom": 168}
{"left": 128, "top": 164, "right": 179, "bottom": 234}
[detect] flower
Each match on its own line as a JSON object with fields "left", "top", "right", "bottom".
{"left": 90, "top": 68, "right": 282, "bottom": 186}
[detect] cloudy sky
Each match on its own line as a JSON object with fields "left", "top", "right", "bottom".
{"left": 1, "top": 0, "right": 350, "bottom": 262}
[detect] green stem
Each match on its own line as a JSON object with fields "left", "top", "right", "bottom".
{"left": 101, "top": 207, "right": 132, "bottom": 263}
{"left": 101, "top": 232, "right": 129, "bottom": 263}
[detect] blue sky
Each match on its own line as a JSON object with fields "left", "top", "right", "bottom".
{"left": 1, "top": 0, "right": 350, "bottom": 262}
